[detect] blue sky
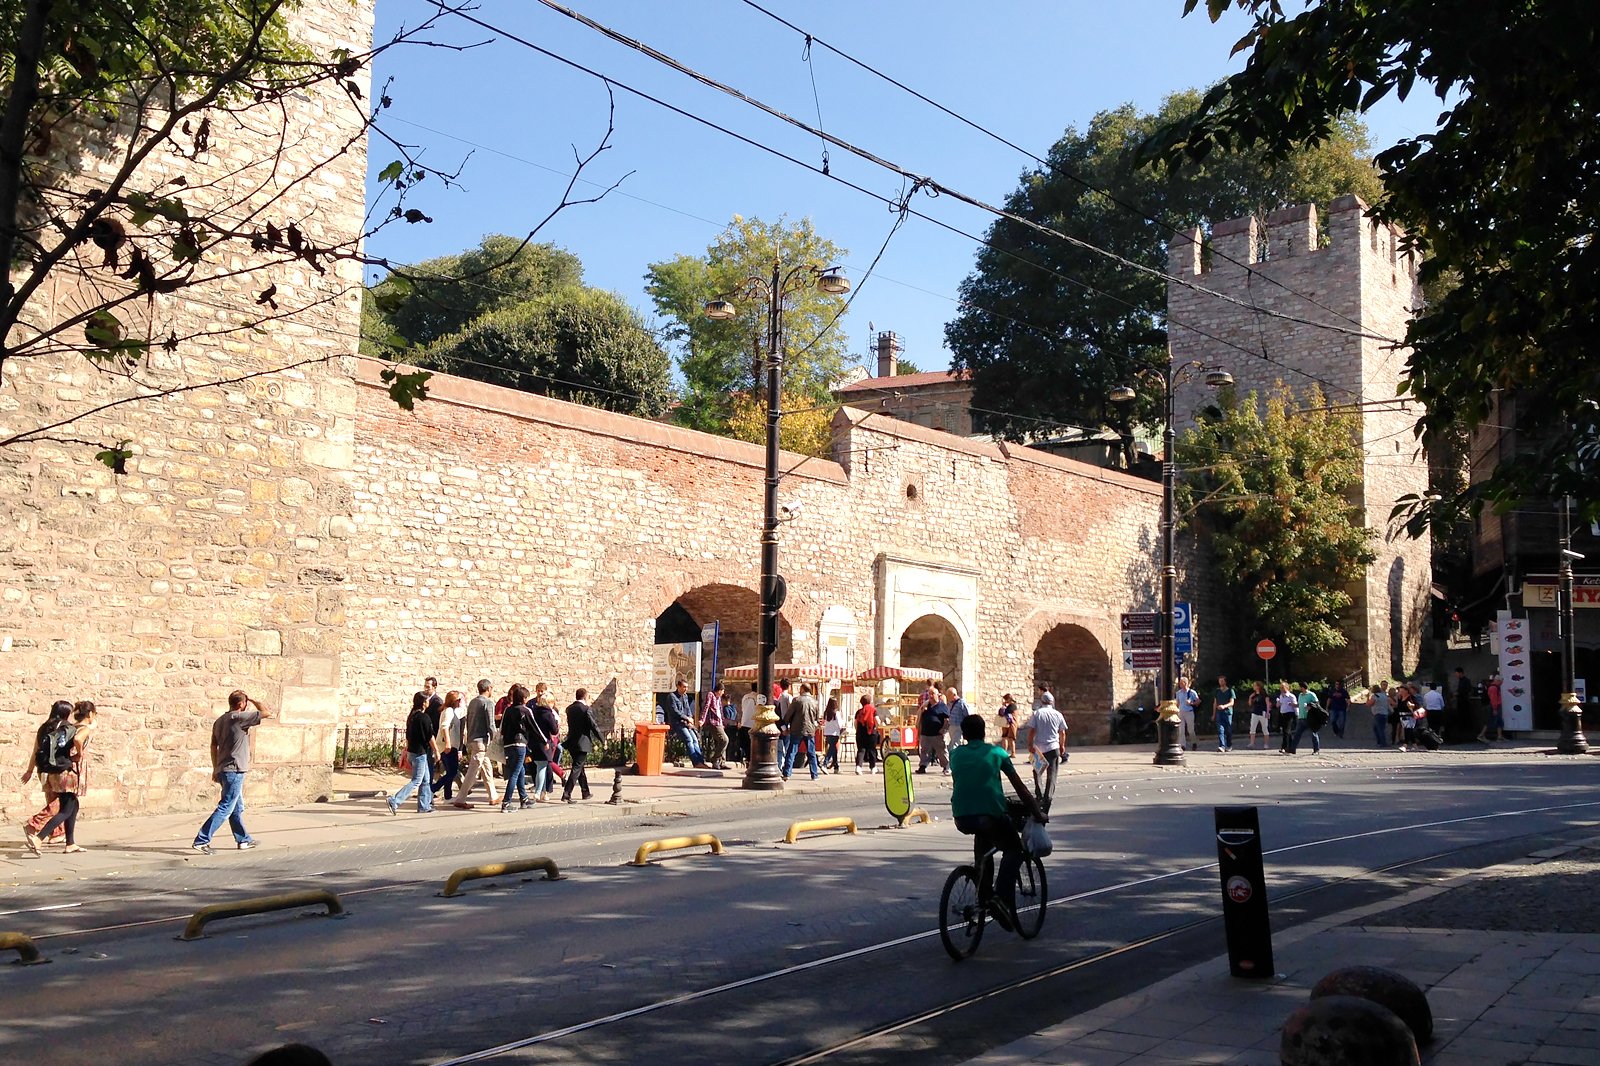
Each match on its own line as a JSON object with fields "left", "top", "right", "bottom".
{"left": 365, "top": 1, "right": 1444, "bottom": 374}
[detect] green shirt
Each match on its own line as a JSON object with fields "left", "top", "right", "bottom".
{"left": 950, "top": 742, "right": 1009, "bottom": 819}
{"left": 1296, "top": 690, "right": 1320, "bottom": 719}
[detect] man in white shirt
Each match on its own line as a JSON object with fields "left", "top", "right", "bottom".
{"left": 738, "top": 684, "right": 759, "bottom": 765}
{"left": 1175, "top": 678, "right": 1201, "bottom": 751}
{"left": 1027, "top": 692, "right": 1068, "bottom": 814}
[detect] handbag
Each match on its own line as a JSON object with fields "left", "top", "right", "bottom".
{"left": 398, "top": 750, "right": 411, "bottom": 773}
{"left": 1022, "top": 817, "right": 1053, "bottom": 857}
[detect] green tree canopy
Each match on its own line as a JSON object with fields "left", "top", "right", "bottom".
{"left": 645, "top": 215, "right": 851, "bottom": 437}
{"left": 1147, "top": 0, "right": 1600, "bottom": 523}
{"left": 419, "top": 286, "right": 672, "bottom": 417}
{"left": 1177, "top": 385, "right": 1377, "bottom": 656}
{"left": 363, "top": 234, "right": 583, "bottom": 352}
{"left": 944, "top": 90, "right": 1383, "bottom": 439}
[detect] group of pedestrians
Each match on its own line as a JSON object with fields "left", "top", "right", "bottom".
{"left": 19, "top": 699, "right": 98, "bottom": 854}
{"left": 387, "top": 675, "right": 606, "bottom": 815}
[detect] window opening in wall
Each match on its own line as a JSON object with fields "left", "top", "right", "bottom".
{"left": 906, "top": 483, "right": 918, "bottom": 501}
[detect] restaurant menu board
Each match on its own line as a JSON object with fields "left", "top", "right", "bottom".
{"left": 1496, "top": 611, "right": 1533, "bottom": 730}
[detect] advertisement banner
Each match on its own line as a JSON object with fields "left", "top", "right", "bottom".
{"left": 653, "top": 641, "right": 702, "bottom": 693}
{"left": 1496, "top": 611, "right": 1533, "bottom": 730}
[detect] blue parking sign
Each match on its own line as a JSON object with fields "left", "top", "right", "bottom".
{"left": 1173, "top": 601, "right": 1193, "bottom": 658}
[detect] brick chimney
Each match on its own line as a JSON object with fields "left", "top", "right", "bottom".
{"left": 875, "top": 330, "right": 901, "bottom": 378}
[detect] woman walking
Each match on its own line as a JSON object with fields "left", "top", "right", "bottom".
{"left": 20, "top": 700, "right": 73, "bottom": 845}
{"left": 528, "top": 693, "right": 560, "bottom": 802}
{"left": 498, "top": 684, "right": 536, "bottom": 811}
{"left": 854, "top": 694, "right": 881, "bottom": 774}
{"left": 997, "top": 694, "right": 1019, "bottom": 756}
{"left": 26, "top": 702, "right": 97, "bottom": 853}
{"left": 821, "top": 699, "right": 843, "bottom": 773}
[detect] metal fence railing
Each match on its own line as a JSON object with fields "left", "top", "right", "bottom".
{"left": 333, "top": 724, "right": 404, "bottom": 769}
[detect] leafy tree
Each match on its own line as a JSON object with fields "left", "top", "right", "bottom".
{"left": 0, "top": 3, "right": 623, "bottom": 462}
{"left": 1147, "top": 1, "right": 1600, "bottom": 523}
{"left": 646, "top": 215, "right": 851, "bottom": 441}
{"left": 0, "top": 1, "right": 447, "bottom": 438}
{"left": 1176, "top": 384, "right": 1376, "bottom": 655}
{"left": 944, "top": 90, "right": 1383, "bottom": 439}
{"left": 725, "top": 396, "right": 833, "bottom": 456}
{"left": 419, "top": 286, "right": 672, "bottom": 417}
{"left": 362, "top": 234, "right": 583, "bottom": 353}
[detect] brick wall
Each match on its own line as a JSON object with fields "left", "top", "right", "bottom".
{"left": 0, "top": 0, "right": 373, "bottom": 822}
{"left": 1167, "top": 195, "right": 1431, "bottom": 682}
{"left": 342, "top": 366, "right": 1185, "bottom": 747}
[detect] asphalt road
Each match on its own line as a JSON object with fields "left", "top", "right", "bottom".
{"left": 4, "top": 758, "right": 1598, "bottom": 1066}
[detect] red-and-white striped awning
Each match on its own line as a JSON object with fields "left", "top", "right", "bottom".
{"left": 855, "top": 665, "right": 945, "bottom": 683}
{"left": 719, "top": 662, "right": 854, "bottom": 682}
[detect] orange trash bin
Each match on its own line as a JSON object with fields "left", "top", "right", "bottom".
{"left": 634, "top": 722, "right": 670, "bottom": 776}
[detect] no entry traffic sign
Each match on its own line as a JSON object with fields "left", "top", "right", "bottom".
{"left": 1256, "top": 639, "right": 1277, "bottom": 661}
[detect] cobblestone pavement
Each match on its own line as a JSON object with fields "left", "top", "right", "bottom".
{"left": 962, "top": 835, "right": 1600, "bottom": 1066}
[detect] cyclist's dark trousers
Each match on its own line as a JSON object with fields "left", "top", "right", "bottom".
{"left": 954, "top": 813, "right": 1023, "bottom": 910}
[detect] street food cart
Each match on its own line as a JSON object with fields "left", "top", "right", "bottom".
{"left": 720, "top": 662, "right": 855, "bottom": 761}
{"left": 855, "top": 665, "right": 945, "bottom": 751}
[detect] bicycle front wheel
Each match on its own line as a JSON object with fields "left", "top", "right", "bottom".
{"left": 1013, "top": 854, "right": 1047, "bottom": 939}
{"left": 939, "top": 864, "right": 985, "bottom": 960}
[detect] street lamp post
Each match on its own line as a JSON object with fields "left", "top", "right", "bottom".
{"left": 1112, "top": 354, "right": 1232, "bottom": 768}
{"left": 705, "top": 260, "right": 849, "bottom": 790}
{"left": 1556, "top": 495, "right": 1589, "bottom": 754}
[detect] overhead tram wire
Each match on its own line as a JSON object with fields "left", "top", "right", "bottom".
{"left": 426, "top": 4, "right": 1379, "bottom": 408}
{"left": 516, "top": 0, "right": 1404, "bottom": 348}
{"left": 737, "top": 0, "right": 1382, "bottom": 337}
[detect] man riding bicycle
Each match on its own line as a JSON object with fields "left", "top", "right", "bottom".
{"left": 949, "top": 714, "right": 1048, "bottom": 930}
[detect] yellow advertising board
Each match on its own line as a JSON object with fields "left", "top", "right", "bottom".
{"left": 882, "top": 751, "right": 914, "bottom": 822}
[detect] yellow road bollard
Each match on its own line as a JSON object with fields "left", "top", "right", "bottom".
{"left": 630, "top": 833, "right": 724, "bottom": 866}
{"left": 898, "top": 807, "right": 932, "bottom": 827}
{"left": 439, "top": 857, "right": 564, "bottom": 897}
{"left": 0, "top": 931, "right": 46, "bottom": 965}
{"left": 783, "top": 816, "right": 859, "bottom": 844}
{"left": 179, "top": 889, "right": 345, "bottom": 941}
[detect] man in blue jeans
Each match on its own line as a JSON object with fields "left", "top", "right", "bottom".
{"left": 1213, "top": 676, "right": 1236, "bottom": 752}
{"left": 663, "top": 679, "right": 706, "bottom": 767}
{"left": 193, "top": 690, "right": 272, "bottom": 854}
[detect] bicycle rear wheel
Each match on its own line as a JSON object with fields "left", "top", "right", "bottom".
{"left": 939, "top": 864, "right": 985, "bottom": 960}
{"left": 1013, "top": 854, "right": 1047, "bottom": 939}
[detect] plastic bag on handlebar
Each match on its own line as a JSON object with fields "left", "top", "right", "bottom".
{"left": 1022, "top": 817, "right": 1053, "bottom": 857}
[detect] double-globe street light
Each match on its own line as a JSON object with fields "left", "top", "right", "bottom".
{"left": 705, "top": 259, "right": 850, "bottom": 790}
{"left": 1111, "top": 355, "right": 1232, "bottom": 768}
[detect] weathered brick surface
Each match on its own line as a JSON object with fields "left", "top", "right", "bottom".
{"left": 1167, "top": 196, "right": 1431, "bottom": 682}
{"left": 341, "top": 366, "right": 1179, "bottom": 746}
{"left": 0, "top": 1, "right": 372, "bottom": 822}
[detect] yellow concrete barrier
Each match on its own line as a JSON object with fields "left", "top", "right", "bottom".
{"left": 630, "top": 833, "right": 724, "bottom": 866}
{"left": 783, "top": 816, "right": 859, "bottom": 844}
{"left": 439, "top": 857, "right": 564, "bottom": 897}
{"left": 899, "top": 807, "right": 932, "bottom": 827}
{"left": 178, "top": 889, "right": 345, "bottom": 941}
{"left": 0, "top": 931, "right": 45, "bottom": 965}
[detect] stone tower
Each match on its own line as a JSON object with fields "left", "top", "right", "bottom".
{"left": 1167, "top": 194, "right": 1429, "bottom": 683}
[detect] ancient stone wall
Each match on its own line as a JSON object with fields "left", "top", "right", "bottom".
{"left": 1167, "top": 195, "right": 1430, "bottom": 683}
{"left": 0, "top": 0, "right": 373, "bottom": 823}
{"left": 341, "top": 365, "right": 1176, "bottom": 746}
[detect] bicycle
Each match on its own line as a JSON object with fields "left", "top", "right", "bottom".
{"left": 939, "top": 801, "right": 1047, "bottom": 960}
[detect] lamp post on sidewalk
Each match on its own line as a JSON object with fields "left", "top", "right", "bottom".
{"left": 1555, "top": 495, "right": 1589, "bottom": 754}
{"left": 705, "top": 259, "right": 849, "bottom": 790}
{"left": 1111, "top": 353, "right": 1232, "bottom": 768}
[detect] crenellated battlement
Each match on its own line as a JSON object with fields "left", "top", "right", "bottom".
{"left": 1168, "top": 194, "right": 1416, "bottom": 288}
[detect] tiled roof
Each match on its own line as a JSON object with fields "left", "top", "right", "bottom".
{"left": 835, "top": 369, "right": 971, "bottom": 393}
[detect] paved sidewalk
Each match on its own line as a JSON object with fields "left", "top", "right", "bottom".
{"left": 963, "top": 839, "right": 1600, "bottom": 1066}
{"left": 1, "top": 738, "right": 1582, "bottom": 890}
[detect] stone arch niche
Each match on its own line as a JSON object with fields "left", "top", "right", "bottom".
{"left": 655, "top": 583, "right": 793, "bottom": 679}
{"left": 900, "top": 613, "right": 965, "bottom": 694}
{"left": 875, "top": 554, "right": 979, "bottom": 699}
{"left": 1033, "top": 623, "right": 1113, "bottom": 743}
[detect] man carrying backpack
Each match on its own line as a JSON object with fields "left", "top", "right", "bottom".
{"left": 193, "top": 690, "right": 273, "bottom": 854}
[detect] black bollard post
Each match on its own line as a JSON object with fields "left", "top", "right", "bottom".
{"left": 607, "top": 767, "right": 624, "bottom": 805}
{"left": 1215, "top": 806, "right": 1273, "bottom": 978}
